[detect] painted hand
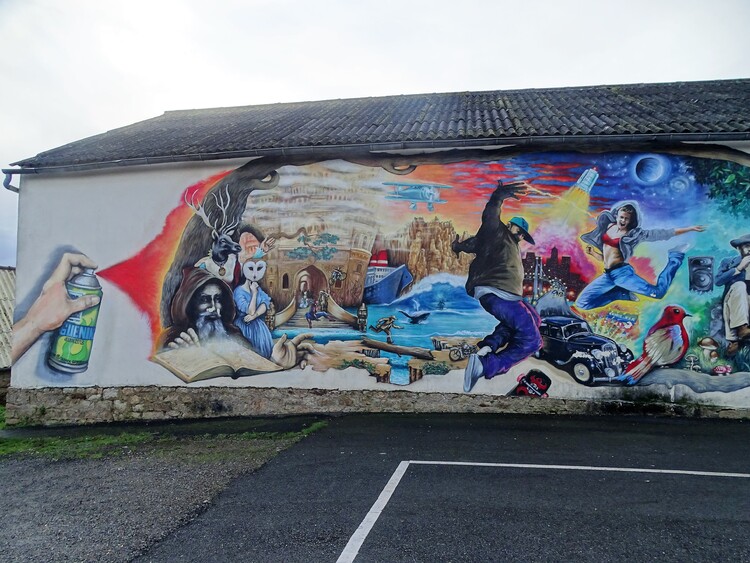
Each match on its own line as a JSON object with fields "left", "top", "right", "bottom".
{"left": 271, "top": 333, "right": 316, "bottom": 369}
{"left": 496, "top": 180, "right": 530, "bottom": 199}
{"left": 12, "top": 252, "right": 100, "bottom": 363}
{"left": 34, "top": 253, "right": 100, "bottom": 332}
{"left": 585, "top": 245, "right": 603, "bottom": 261}
{"left": 260, "top": 237, "right": 276, "bottom": 253}
{"left": 451, "top": 234, "right": 461, "bottom": 257}
{"left": 167, "top": 328, "right": 201, "bottom": 349}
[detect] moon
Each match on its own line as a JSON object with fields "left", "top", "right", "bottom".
{"left": 631, "top": 155, "right": 671, "bottom": 186}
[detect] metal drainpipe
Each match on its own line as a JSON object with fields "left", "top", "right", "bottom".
{"left": 3, "top": 172, "right": 18, "bottom": 193}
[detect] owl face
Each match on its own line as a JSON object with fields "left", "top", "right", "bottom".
{"left": 242, "top": 260, "right": 267, "bottom": 282}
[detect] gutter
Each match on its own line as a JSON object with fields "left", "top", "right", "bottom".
{"left": 3, "top": 173, "right": 18, "bottom": 193}
{"left": 3, "top": 131, "right": 750, "bottom": 176}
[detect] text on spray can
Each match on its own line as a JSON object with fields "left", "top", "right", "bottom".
{"left": 47, "top": 268, "right": 103, "bottom": 373}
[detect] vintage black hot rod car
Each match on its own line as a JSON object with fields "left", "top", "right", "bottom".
{"left": 536, "top": 316, "right": 634, "bottom": 385}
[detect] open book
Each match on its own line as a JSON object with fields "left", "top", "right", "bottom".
{"left": 152, "top": 340, "right": 283, "bottom": 383}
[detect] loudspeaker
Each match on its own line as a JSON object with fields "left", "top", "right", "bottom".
{"left": 688, "top": 256, "right": 714, "bottom": 293}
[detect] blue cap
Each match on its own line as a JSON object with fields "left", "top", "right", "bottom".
{"left": 508, "top": 217, "right": 535, "bottom": 244}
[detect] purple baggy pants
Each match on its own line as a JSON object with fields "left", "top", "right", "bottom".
{"left": 477, "top": 294, "right": 542, "bottom": 378}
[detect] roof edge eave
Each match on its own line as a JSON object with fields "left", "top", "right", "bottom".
{"left": 5, "top": 131, "right": 750, "bottom": 176}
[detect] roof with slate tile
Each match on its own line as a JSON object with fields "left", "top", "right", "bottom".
{"left": 7, "top": 79, "right": 750, "bottom": 173}
{"left": 0, "top": 267, "right": 15, "bottom": 369}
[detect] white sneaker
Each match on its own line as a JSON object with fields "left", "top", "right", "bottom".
{"left": 669, "top": 243, "right": 690, "bottom": 254}
{"left": 463, "top": 354, "right": 484, "bottom": 393}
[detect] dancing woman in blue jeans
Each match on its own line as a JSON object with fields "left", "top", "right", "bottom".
{"left": 576, "top": 200, "right": 705, "bottom": 310}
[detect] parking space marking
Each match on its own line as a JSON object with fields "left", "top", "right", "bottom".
{"left": 410, "top": 460, "right": 750, "bottom": 478}
{"left": 337, "top": 461, "right": 410, "bottom": 563}
{"left": 337, "top": 460, "right": 750, "bottom": 563}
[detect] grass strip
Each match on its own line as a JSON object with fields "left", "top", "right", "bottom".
{"left": 0, "top": 414, "right": 328, "bottom": 460}
{"left": 0, "top": 432, "right": 155, "bottom": 459}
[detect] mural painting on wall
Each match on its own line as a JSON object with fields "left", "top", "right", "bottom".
{"left": 14, "top": 152, "right": 750, "bottom": 398}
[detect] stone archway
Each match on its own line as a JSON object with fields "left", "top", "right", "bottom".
{"left": 293, "top": 265, "right": 329, "bottom": 305}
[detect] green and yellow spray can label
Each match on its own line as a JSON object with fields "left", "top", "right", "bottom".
{"left": 47, "top": 268, "right": 103, "bottom": 374}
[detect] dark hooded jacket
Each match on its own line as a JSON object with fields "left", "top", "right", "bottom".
{"left": 458, "top": 185, "right": 525, "bottom": 297}
{"left": 157, "top": 267, "right": 241, "bottom": 350}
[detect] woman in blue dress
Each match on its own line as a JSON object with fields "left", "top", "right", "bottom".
{"left": 233, "top": 260, "right": 274, "bottom": 358}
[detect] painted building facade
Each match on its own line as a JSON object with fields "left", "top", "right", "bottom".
{"left": 5, "top": 81, "right": 750, "bottom": 423}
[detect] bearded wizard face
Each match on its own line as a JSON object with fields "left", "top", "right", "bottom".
{"left": 190, "top": 281, "right": 229, "bottom": 341}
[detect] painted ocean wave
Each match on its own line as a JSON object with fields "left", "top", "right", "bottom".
{"left": 391, "top": 273, "right": 480, "bottom": 312}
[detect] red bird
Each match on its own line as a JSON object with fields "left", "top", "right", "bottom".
{"left": 623, "top": 305, "right": 692, "bottom": 385}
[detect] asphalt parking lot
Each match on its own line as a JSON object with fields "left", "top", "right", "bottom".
{"left": 135, "top": 413, "right": 750, "bottom": 562}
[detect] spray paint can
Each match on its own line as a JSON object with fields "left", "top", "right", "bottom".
{"left": 47, "top": 268, "right": 103, "bottom": 374}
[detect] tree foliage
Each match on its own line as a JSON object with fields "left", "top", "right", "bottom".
{"left": 421, "top": 361, "right": 452, "bottom": 375}
{"left": 689, "top": 159, "right": 750, "bottom": 218}
{"left": 338, "top": 358, "right": 378, "bottom": 375}
{"left": 286, "top": 232, "right": 340, "bottom": 261}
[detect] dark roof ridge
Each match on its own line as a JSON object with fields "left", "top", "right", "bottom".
{"left": 161, "top": 78, "right": 750, "bottom": 115}
{"left": 6, "top": 78, "right": 750, "bottom": 173}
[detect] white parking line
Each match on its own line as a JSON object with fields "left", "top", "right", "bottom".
{"left": 410, "top": 460, "right": 750, "bottom": 478}
{"left": 336, "top": 460, "right": 750, "bottom": 563}
{"left": 336, "top": 461, "right": 410, "bottom": 563}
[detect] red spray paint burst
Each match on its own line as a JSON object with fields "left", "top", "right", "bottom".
{"left": 96, "top": 171, "right": 231, "bottom": 348}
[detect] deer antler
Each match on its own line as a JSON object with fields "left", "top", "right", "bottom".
{"left": 185, "top": 190, "right": 219, "bottom": 237}
{"left": 211, "top": 184, "right": 240, "bottom": 235}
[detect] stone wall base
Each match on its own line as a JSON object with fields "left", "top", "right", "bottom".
{"left": 5, "top": 386, "right": 749, "bottom": 426}
{"left": 0, "top": 370, "right": 10, "bottom": 406}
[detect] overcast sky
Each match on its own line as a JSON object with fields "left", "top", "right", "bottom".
{"left": 1, "top": 0, "right": 749, "bottom": 266}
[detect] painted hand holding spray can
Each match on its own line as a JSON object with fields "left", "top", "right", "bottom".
{"left": 47, "top": 268, "right": 103, "bottom": 373}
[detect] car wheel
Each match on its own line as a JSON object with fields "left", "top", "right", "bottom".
{"left": 570, "top": 362, "right": 593, "bottom": 385}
